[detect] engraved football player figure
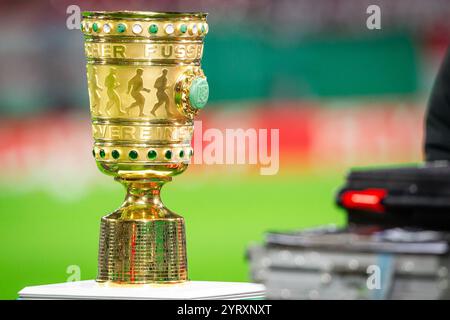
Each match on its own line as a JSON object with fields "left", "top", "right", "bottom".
{"left": 150, "top": 69, "right": 173, "bottom": 117}
{"left": 88, "top": 67, "right": 102, "bottom": 114}
{"left": 104, "top": 68, "right": 125, "bottom": 116}
{"left": 125, "top": 69, "right": 150, "bottom": 117}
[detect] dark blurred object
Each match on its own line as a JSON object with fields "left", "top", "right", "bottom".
{"left": 336, "top": 162, "right": 450, "bottom": 230}
{"left": 425, "top": 48, "right": 450, "bottom": 161}
{"left": 248, "top": 160, "right": 450, "bottom": 299}
{"left": 247, "top": 225, "right": 450, "bottom": 299}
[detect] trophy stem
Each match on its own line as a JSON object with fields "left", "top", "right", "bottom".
{"left": 96, "top": 176, "right": 188, "bottom": 284}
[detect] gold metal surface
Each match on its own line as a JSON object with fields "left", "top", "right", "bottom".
{"left": 81, "top": 11, "right": 208, "bottom": 283}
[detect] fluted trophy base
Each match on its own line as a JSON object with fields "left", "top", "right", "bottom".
{"left": 96, "top": 177, "right": 188, "bottom": 284}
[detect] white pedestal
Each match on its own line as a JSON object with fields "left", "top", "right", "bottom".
{"left": 19, "top": 280, "right": 265, "bottom": 300}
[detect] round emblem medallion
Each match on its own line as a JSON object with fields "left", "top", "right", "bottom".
{"left": 189, "top": 77, "right": 209, "bottom": 109}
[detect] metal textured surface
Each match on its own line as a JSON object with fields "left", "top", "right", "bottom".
{"left": 97, "top": 217, "right": 187, "bottom": 283}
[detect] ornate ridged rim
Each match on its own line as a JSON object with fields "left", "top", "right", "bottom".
{"left": 82, "top": 11, "right": 208, "bottom": 39}
{"left": 83, "top": 11, "right": 207, "bottom": 20}
{"left": 93, "top": 145, "right": 193, "bottom": 163}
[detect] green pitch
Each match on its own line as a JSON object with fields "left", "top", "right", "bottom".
{"left": 0, "top": 172, "right": 344, "bottom": 299}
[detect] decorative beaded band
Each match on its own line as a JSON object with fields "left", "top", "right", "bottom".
{"left": 82, "top": 21, "right": 208, "bottom": 37}
{"left": 81, "top": 11, "right": 208, "bottom": 38}
{"left": 93, "top": 145, "right": 193, "bottom": 163}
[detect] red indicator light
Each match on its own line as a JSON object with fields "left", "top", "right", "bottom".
{"left": 341, "top": 189, "right": 387, "bottom": 213}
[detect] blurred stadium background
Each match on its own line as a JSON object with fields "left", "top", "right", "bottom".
{"left": 1, "top": 0, "right": 449, "bottom": 299}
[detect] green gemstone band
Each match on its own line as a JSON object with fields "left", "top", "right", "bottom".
{"left": 93, "top": 147, "right": 193, "bottom": 162}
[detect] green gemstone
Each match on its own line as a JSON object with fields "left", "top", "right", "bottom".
{"left": 117, "top": 23, "right": 126, "bottom": 33}
{"left": 165, "top": 150, "right": 172, "bottom": 160}
{"left": 92, "top": 22, "right": 99, "bottom": 32}
{"left": 129, "top": 150, "right": 138, "bottom": 160}
{"left": 111, "top": 150, "right": 120, "bottom": 159}
{"left": 80, "top": 23, "right": 84, "bottom": 32}
{"left": 180, "top": 24, "right": 187, "bottom": 33}
{"left": 201, "top": 25, "right": 206, "bottom": 33}
{"left": 147, "top": 150, "right": 157, "bottom": 160}
{"left": 189, "top": 77, "right": 209, "bottom": 109}
{"left": 99, "top": 149, "right": 106, "bottom": 158}
{"left": 149, "top": 24, "right": 158, "bottom": 34}
{"left": 179, "top": 150, "right": 185, "bottom": 158}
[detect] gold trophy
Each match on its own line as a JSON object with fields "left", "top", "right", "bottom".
{"left": 81, "top": 11, "right": 209, "bottom": 283}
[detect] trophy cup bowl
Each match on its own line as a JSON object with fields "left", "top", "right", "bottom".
{"left": 81, "top": 11, "right": 209, "bottom": 283}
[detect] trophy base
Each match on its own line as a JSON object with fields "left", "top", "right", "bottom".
{"left": 97, "top": 215, "right": 188, "bottom": 283}
{"left": 18, "top": 280, "right": 266, "bottom": 300}
{"left": 96, "top": 177, "right": 188, "bottom": 284}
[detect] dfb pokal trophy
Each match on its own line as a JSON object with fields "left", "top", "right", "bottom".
{"left": 18, "top": 11, "right": 265, "bottom": 299}
{"left": 83, "top": 11, "right": 209, "bottom": 284}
